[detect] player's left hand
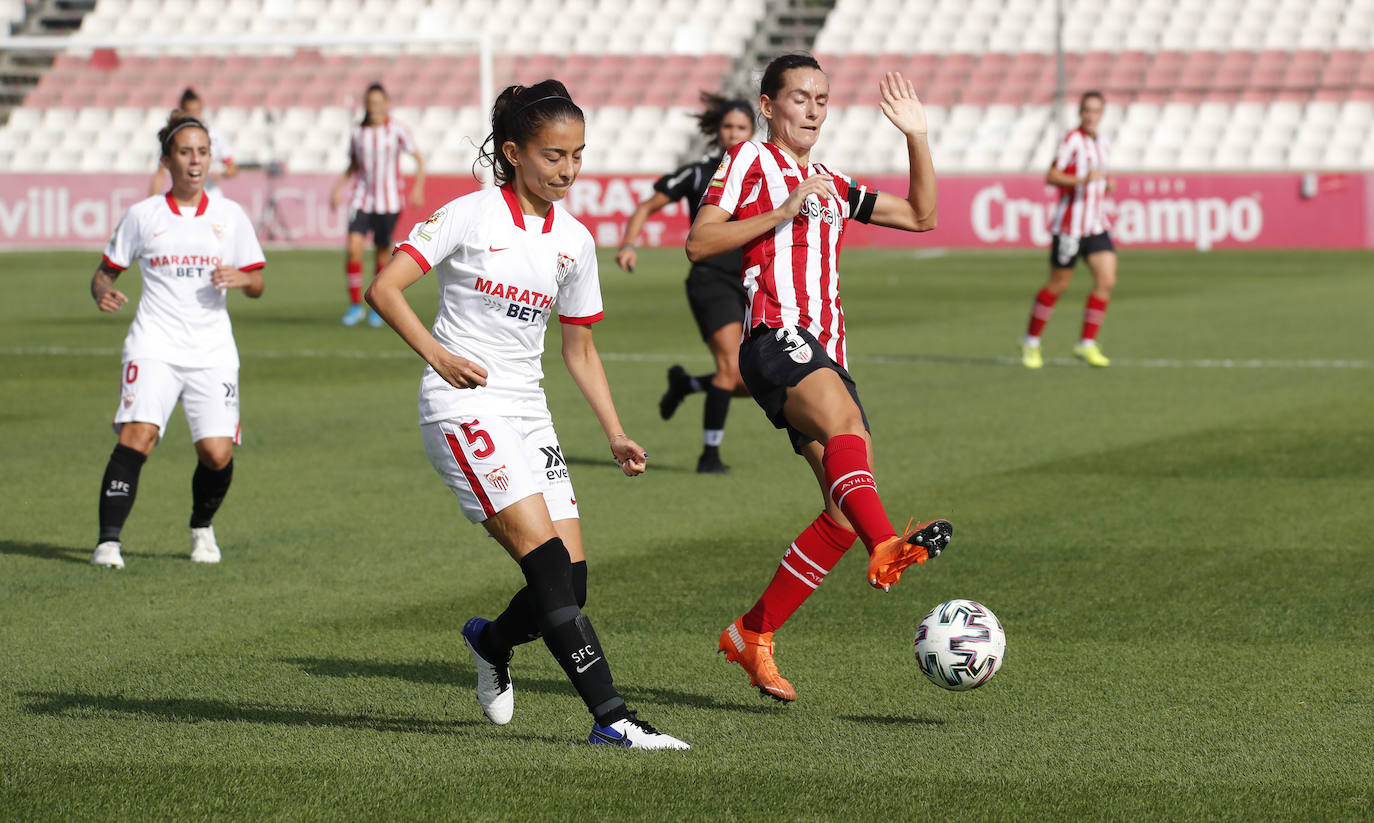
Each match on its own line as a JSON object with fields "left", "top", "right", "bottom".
{"left": 410, "top": 184, "right": 426, "bottom": 207}
{"left": 878, "top": 71, "right": 928, "bottom": 138}
{"left": 610, "top": 434, "right": 648, "bottom": 477}
{"left": 210, "top": 265, "right": 252, "bottom": 290}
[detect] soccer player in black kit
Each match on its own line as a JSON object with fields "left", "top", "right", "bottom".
{"left": 615, "top": 93, "right": 756, "bottom": 474}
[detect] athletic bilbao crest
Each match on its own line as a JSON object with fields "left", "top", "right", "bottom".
{"left": 484, "top": 465, "right": 511, "bottom": 492}
{"left": 777, "top": 327, "right": 812, "bottom": 364}
{"left": 555, "top": 253, "right": 575, "bottom": 284}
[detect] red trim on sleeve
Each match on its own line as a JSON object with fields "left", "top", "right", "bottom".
{"left": 239, "top": 261, "right": 265, "bottom": 272}
{"left": 101, "top": 253, "right": 126, "bottom": 272}
{"left": 396, "top": 242, "right": 431, "bottom": 273}
{"left": 558, "top": 311, "right": 603, "bottom": 326}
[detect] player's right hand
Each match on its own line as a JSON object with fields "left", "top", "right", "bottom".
{"left": 614, "top": 247, "right": 637, "bottom": 273}
{"left": 95, "top": 289, "right": 128, "bottom": 313}
{"left": 777, "top": 174, "right": 839, "bottom": 220}
{"left": 433, "top": 350, "right": 488, "bottom": 389}
{"left": 330, "top": 190, "right": 343, "bottom": 211}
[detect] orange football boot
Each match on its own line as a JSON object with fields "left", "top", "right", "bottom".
{"left": 867, "top": 518, "right": 954, "bottom": 591}
{"left": 717, "top": 618, "right": 796, "bottom": 702}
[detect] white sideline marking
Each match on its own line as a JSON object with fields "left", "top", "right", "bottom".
{"left": 2, "top": 346, "right": 1369, "bottom": 370}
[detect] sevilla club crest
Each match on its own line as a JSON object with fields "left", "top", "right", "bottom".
{"left": 555, "top": 253, "right": 575, "bottom": 284}
{"left": 484, "top": 465, "right": 511, "bottom": 492}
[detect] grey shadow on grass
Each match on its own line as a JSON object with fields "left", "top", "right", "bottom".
{"left": 1, "top": 540, "right": 100, "bottom": 565}
{"left": 840, "top": 714, "right": 945, "bottom": 727}
{"left": 21, "top": 691, "right": 564, "bottom": 742}
{"left": 283, "top": 657, "right": 781, "bottom": 714}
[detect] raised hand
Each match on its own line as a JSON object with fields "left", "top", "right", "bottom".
{"left": 878, "top": 71, "right": 928, "bottom": 138}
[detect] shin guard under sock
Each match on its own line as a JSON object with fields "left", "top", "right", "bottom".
{"left": 519, "top": 542, "right": 626, "bottom": 724}
{"left": 822, "top": 433, "right": 895, "bottom": 550}
{"left": 483, "top": 559, "right": 588, "bottom": 660}
{"left": 190, "top": 459, "right": 233, "bottom": 528}
{"left": 98, "top": 443, "right": 146, "bottom": 544}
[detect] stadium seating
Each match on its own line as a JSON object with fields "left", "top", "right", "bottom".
{"left": 1, "top": 0, "right": 1372, "bottom": 176}
{"left": 813, "top": 0, "right": 1374, "bottom": 172}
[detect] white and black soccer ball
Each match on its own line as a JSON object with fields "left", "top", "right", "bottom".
{"left": 913, "top": 599, "right": 1006, "bottom": 691}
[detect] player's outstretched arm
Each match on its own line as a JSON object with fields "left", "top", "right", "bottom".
{"left": 330, "top": 158, "right": 360, "bottom": 211}
{"left": 366, "top": 253, "right": 488, "bottom": 389}
{"left": 616, "top": 191, "right": 673, "bottom": 273}
{"left": 90, "top": 262, "right": 127, "bottom": 313}
{"left": 560, "top": 323, "right": 647, "bottom": 476}
{"left": 868, "top": 72, "right": 936, "bottom": 232}
{"left": 409, "top": 152, "right": 426, "bottom": 206}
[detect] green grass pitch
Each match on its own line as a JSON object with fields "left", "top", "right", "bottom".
{"left": 2, "top": 246, "right": 1372, "bottom": 821}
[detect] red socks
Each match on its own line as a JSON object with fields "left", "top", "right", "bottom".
{"left": 822, "top": 433, "right": 895, "bottom": 551}
{"left": 346, "top": 261, "right": 363, "bottom": 305}
{"left": 742, "top": 512, "right": 857, "bottom": 633}
{"left": 1027, "top": 287, "right": 1058, "bottom": 338}
{"left": 1080, "top": 294, "right": 1109, "bottom": 342}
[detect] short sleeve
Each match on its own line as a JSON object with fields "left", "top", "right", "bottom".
{"left": 1053, "top": 133, "right": 1081, "bottom": 175}
{"left": 395, "top": 197, "right": 469, "bottom": 273}
{"left": 700, "top": 141, "right": 759, "bottom": 216}
{"left": 396, "top": 122, "right": 418, "bottom": 155}
{"left": 653, "top": 161, "right": 698, "bottom": 202}
{"left": 825, "top": 166, "right": 878, "bottom": 224}
{"left": 213, "top": 128, "right": 235, "bottom": 164}
{"left": 102, "top": 208, "right": 141, "bottom": 271}
{"left": 231, "top": 204, "right": 266, "bottom": 272}
{"left": 556, "top": 234, "right": 603, "bottom": 325}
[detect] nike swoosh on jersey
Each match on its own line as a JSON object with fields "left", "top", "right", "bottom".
{"left": 488, "top": 245, "right": 509, "bottom": 252}
{"left": 575, "top": 657, "right": 602, "bottom": 673}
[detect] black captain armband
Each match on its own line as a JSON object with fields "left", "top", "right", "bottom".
{"left": 848, "top": 187, "right": 878, "bottom": 224}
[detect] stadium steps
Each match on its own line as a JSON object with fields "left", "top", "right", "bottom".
{"left": 725, "top": 0, "right": 836, "bottom": 96}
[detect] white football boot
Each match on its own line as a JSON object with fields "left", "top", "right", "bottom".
{"left": 588, "top": 714, "right": 690, "bottom": 750}
{"left": 461, "top": 617, "right": 514, "bottom": 725}
{"left": 91, "top": 541, "right": 125, "bottom": 569}
{"left": 190, "top": 526, "right": 221, "bottom": 563}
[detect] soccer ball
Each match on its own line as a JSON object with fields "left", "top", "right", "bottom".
{"left": 913, "top": 599, "right": 1006, "bottom": 691}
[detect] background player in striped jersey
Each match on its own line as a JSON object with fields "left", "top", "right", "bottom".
{"left": 148, "top": 88, "right": 237, "bottom": 196}
{"left": 687, "top": 55, "right": 951, "bottom": 702}
{"left": 330, "top": 83, "right": 426, "bottom": 327}
{"left": 1021, "top": 90, "right": 1117, "bottom": 369}
{"left": 366, "top": 80, "right": 688, "bottom": 750}
{"left": 90, "top": 112, "right": 267, "bottom": 569}
{"left": 615, "top": 93, "right": 756, "bottom": 474}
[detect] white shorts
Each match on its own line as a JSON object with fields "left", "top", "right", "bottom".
{"left": 421, "top": 413, "right": 578, "bottom": 524}
{"left": 112, "top": 359, "right": 241, "bottom": 444}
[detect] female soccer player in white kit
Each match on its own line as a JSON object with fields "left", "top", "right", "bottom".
{"left": 90, "top": 112, "right": 266, "bottom": 569}
{"left": 366, "top": 80, "right": 688, "bottom": 750}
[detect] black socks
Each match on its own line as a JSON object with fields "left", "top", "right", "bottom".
{"left": 515, "top": 540, "right": 626, "bottom": 725}
{"left": 190, "top": 459, "right": 233, "bottom": 528}
{"left": 482, "top": 560, "right": 588, "bottom": 659}
{"left": 98, "top": 444, "right": 146, "bottom": 544}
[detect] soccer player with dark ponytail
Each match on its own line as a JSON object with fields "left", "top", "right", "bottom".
{"left": 616, "top": 92, "right": 756, "bottom": 474}
{"left": 367, "top": 80, "right": 688, "bottom": 750}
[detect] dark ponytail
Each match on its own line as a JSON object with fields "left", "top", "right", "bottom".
{"left": 477, "top": 79, "right": 583, "bottom": 186}
{"left": 694, "top": 91, "right": 755, "bottom": 148}
{"left": 760, "top": 53, "right": 824, "bottom": 99}
{"left": 157, "top": 110, "right": 208, "bottom": 157}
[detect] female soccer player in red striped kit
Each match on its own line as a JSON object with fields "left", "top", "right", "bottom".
{"left": 1021, "top": 90, "right": 1117, "bottom": 369}
{"left": 687, "top": 55, "right": 952, "bottom": 702}
{"left": 330, "top": 83, "right": 426, "bottom": 327}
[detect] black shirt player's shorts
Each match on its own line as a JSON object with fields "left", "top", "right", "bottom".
{"left": 738, "top": 324, "right": 871, "bottom": 455}
{"left": 1049, "top": 231, "right": 1114, "bottom": 268}
{"left": 685, "top": 263, "right": 747, "bottom": 340}
{"left": 347, "top": 210, "right": 402, "bottom": 248}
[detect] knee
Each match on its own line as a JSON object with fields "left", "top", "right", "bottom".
{"left": 196, "top": 443, "right": 233, "bottom": 470}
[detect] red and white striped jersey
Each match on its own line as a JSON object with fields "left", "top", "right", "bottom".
{"left": 700, "top": 139, "right": 877, "bottom": 369}
{"left": 1048, "top": 127, "right": 1110, "bottom": 237}
{"left": 347, "top": 118, "right": 418, "bottom": 215}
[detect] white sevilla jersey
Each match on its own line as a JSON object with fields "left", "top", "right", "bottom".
{"left": 103, "top": 191, "right": 266, "bottom": 370}
{"left": 701, "top": 139, "right": 877, "bottom": 369}
{"left": 348, "top": 118, "right": 417, "bottom": 214}
{"left": 1048, "top": 127, "right": 1111, "bottom": 237}
{"left": 395, "top": 185, "right": 603, "bottom": 422}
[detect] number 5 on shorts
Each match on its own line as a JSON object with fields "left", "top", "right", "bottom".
{"left": 461, "top": 420, "right": 495, "bottom": 458}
